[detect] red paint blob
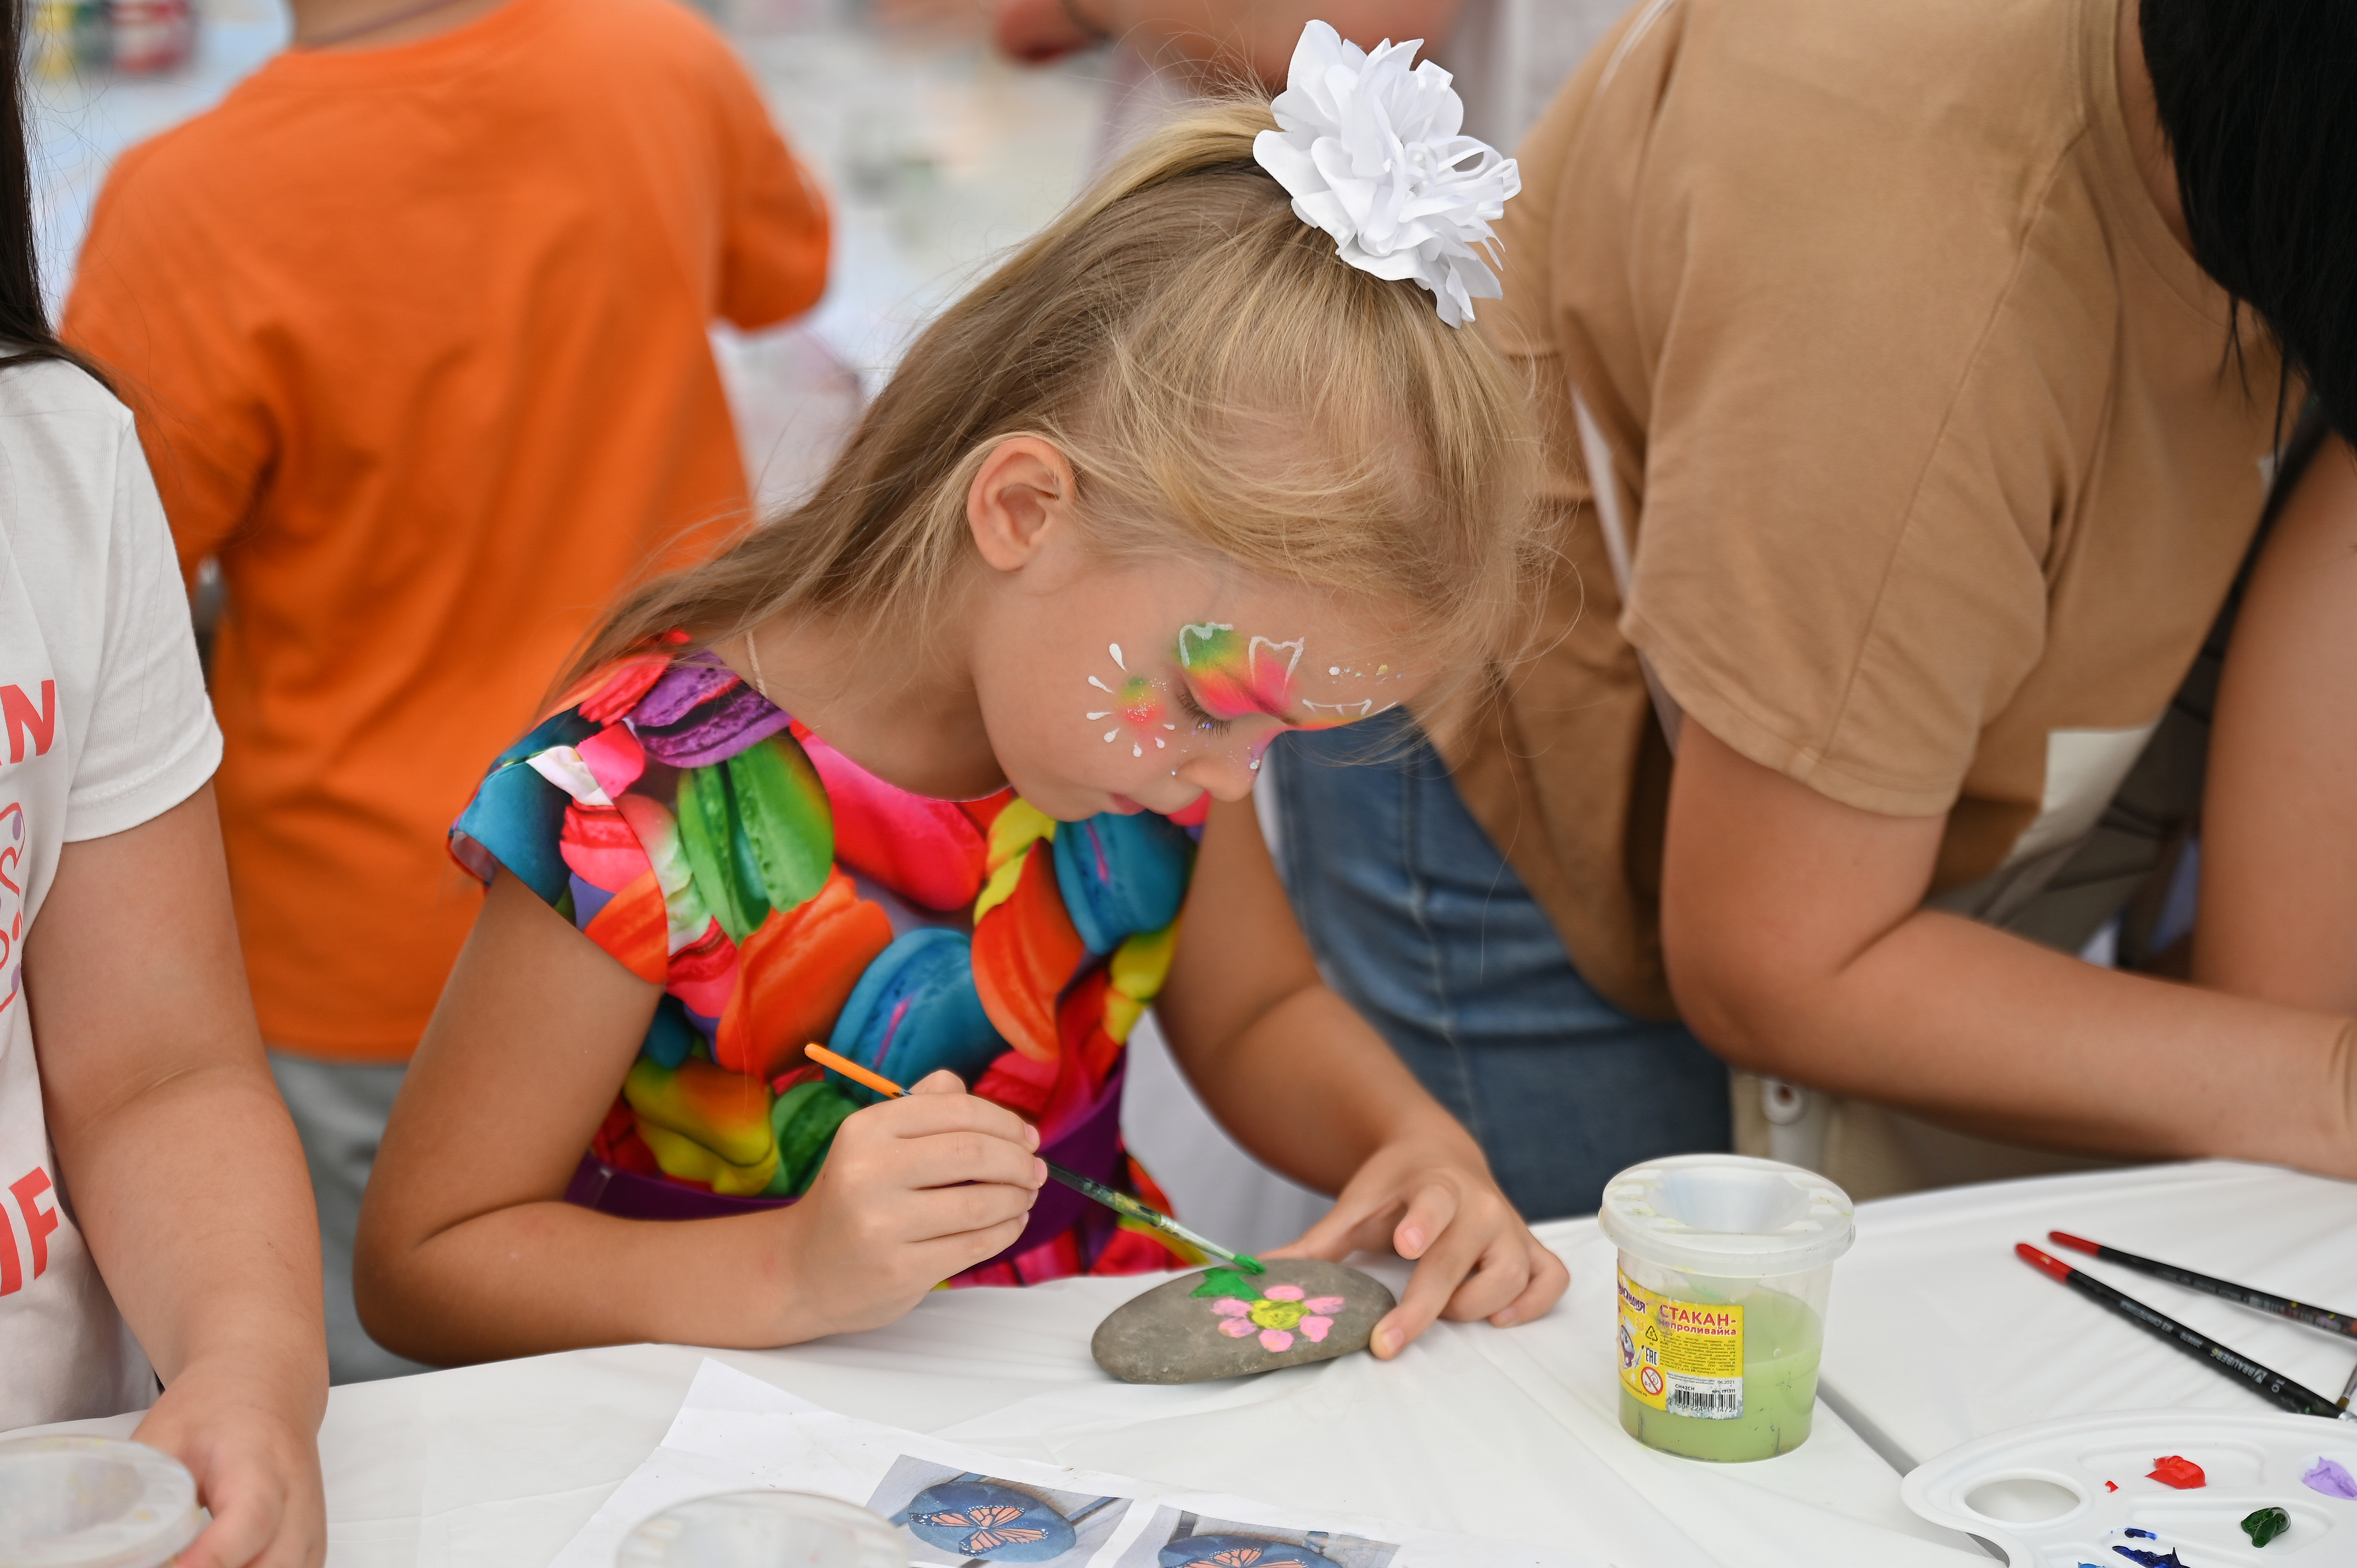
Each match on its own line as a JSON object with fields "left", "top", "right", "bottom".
{"left": 2105, "top": 1481, "right": 2119, "bottom": 1492}
{"left": 2147, "top": 1455, "right": 2206, "bottom": 1490}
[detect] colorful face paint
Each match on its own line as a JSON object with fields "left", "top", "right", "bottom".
{"left": 1085, "top": 663, "right": 1177, "bottom": 760}
{"left": 1177, "top": 623, "right": 1303, "bottom": 720}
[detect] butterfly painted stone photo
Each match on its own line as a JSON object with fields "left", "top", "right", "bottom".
{"left": 1091, "top": 1260, "right": 1394, "bottom": 1383}
{"left": 1161, "top": 1534, "right": 1345, "bottom": 1568}
{"left": 894, "top": 1479, "right": 1085, "bottom": 1563}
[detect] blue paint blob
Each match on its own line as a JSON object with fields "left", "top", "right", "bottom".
{"left": 2125, "top": 1530, "right": 2156, "bottom": 1540}
{"left": 2112, "top": 1547, "right": 2191, "bottom": 1568}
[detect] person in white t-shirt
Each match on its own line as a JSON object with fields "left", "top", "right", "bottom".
{"left": 0, "top": 29, "right": 327, "bottom": 1564}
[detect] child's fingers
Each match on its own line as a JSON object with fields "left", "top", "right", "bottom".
{"left": 1431, "top": 1229, "right": 1536, "bottom": 1324}
{"left": 1389, "top": 1182, "right": 1460, "bottom": 1262}
{"left": 176, "top": 1458, "right": 299, "bottom": 1568}
{"left": 1367, "top": 1184, "right": 1490, "bottom": 1358}
{"left": 1489, "top": 1240, "right": 1570, "bottom": 1328}
{"left": 892, "top": 1128, "right": 1048, "bottom": 1198}
{"left": 865, "top": 1081, "right": 1039, "bottom": 1150}
{"left": 909, "top": 1068, "right": 966, "bottom": 1095}
{"left": 910, "top": 1210, "right": 1033, "bottom": 1280}
{"left": 898, "top": 1174, "right": 1042, "bottom": 1244}
{"left": 1277, "top": 1188, "right": 1398, "bottom": 1261}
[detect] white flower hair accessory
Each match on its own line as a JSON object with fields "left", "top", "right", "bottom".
{"left": 1251, "top": 19, "right": 1522, "bottom": 327}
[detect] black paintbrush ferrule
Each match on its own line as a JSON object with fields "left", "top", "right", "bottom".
{"left": 2089, "top": 1241, "right": 2357, "bottom": 1339}
{"left": 2061, "top": 1267, "right": 2347, "bottom": 1419}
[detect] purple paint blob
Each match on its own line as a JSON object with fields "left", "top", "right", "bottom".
{"left": 2305, "top": 1456, "right": 2357, "bottom": 1500}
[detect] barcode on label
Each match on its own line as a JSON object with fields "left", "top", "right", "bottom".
{"left": 1664, "top": 1381, "right": 1742, "bottom": 1419}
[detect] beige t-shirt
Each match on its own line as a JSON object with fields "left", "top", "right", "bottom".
{"left": 1457, "top": 0, "right": 2287, "bottom": 1024}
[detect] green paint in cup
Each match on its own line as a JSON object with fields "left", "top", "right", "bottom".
{"left": 1600, "top": 1154, "right": 1855, "bottom": 1462}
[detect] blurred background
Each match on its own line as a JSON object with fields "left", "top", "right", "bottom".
{"left": 26, "top": 0, "right": 1116, "bottom": 509}
{"left": 21, "top": 0, "right": 1331, "bottom": 1250}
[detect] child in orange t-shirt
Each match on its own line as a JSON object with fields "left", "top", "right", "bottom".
{"left": 63, "top": 0, "right": 829, "bottom": 1382}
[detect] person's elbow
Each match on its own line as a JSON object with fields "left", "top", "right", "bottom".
{"left": 1660, "top": 921, "right": 1828, "bottom": 1079}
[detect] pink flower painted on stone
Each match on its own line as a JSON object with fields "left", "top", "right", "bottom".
{"left": 1210, "top": 1283, "right": 1348, "bottom": 1352}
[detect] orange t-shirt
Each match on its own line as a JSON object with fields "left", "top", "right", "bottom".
{"left": 63, "top": 0, "right": 829, "bottom": 1060}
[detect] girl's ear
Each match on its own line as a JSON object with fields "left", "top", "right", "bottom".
{"left": 967, "top": 436, "right": 1079, "bottom": 571}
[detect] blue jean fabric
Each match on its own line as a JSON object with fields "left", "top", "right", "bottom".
{"left": 1268, "top": 713, "right": 1732, "bottom": 1221}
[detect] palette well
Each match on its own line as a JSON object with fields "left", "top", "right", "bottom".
{"left": 1901, "top": 1410, "right": 2357, "bottom": 1565}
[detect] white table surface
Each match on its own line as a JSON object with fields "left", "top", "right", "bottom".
{"left": 33, "top": 1160, "right": 2357, "bottom": 1567}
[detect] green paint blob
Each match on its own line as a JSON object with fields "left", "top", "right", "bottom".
{"left": 1189, "top": 1267, "right": 1261, "bottom": 1301}
{"left": 1618, "top": 1286, "right": 1823, "bottom": 1462}
{"left": 2241, "top": 1506, "right": 2290, "bottom": 1547}
{"left": 1235, "top": 1254, "right": 1264, "bottom": 1275}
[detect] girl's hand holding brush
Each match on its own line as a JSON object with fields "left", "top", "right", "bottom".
{"left": 775, "top": 1071, "right": 1044, "bottom": 1338}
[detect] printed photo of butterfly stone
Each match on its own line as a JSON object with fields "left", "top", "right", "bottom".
{"left": 870, "top": 1459, "right": 1132, "bottom": 1568}
{"left": 1104, "top": 1507, "right": 1400, "bottom": 1568}
{"left": 1091, "top": 1261, "right": 1395, "bottom": 1383}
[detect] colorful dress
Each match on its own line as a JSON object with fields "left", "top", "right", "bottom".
{"left": 449, "top": 644, "right": 1200, "bottom": 1285}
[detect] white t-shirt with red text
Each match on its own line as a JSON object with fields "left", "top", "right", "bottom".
{"left": 0, "top": 358, "right": 221, "bottom": 1429}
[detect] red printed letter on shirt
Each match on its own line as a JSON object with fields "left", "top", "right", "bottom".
{"left": 0, "top": 1198, "right": 18, "bottom": 1295}
{"left": 2, "top": 682, "right": 56, "bottom": 763}
{"left": 9, "top": 1168, "right": 57, "bottom": 1278}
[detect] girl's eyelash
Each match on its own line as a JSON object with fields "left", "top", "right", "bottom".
{"left": 1175, "top": 684, "right": 1232, "bottom": 735}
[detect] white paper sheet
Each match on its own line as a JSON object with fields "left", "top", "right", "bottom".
{"left": 552, "top": 1360, "right": 1612, "bottom": 1568}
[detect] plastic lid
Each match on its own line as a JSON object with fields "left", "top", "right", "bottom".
{"left": 618, "top": 1490, "right": 907, "bottom": 1568}
{"left": 1599, "top": 1154, "right": 1855, "bottom": 1279}
{"left": 0, "top": 1436, "right": 203, "bottom": 1568}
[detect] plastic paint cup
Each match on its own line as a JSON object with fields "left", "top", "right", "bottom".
{"left": 0, "top": 1435, "right": 203, "bottom": 1568}
{"left": 1599, "top": 1153, "right": 1855, "bottom": 1462}
{"left": 618, "top": 1491, "right": 908, "bottom": 1568}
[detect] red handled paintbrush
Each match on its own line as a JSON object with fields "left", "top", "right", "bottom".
{"left": 2016, "top": 1243, "right": 2354, "bottom": 1421}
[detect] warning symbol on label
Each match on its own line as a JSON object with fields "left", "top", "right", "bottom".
{"left": 1639, "top": 1366, "right": 1664, "bottom": 1397}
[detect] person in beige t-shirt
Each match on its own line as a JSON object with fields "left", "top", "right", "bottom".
{"left": 1272, "top": 0, "right": 2357, "bottom": 1204}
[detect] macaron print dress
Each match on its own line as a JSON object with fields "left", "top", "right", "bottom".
{"left": 448, "top": 644, "right": 1201, "bottom": 1286}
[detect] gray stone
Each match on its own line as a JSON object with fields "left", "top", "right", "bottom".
{"left": 1091, "top": 1261, "right": 1395, "bottom": 1384}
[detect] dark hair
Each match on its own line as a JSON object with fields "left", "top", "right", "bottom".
{"left": 2141, "top": 0, "right": 2356, "bottom": 440}
{"left": 0, "top": 0, "right": 106, "bottom": 384}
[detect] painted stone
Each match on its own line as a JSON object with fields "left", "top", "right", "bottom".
{"left": 1091, "top": 1261, "right": 1394, "bottom": 1384}
{"left": 894, "top": 1479, "right": 1076, "bottom": 1561}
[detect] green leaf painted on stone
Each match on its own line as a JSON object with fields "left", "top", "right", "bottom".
{"left": 1189, "top": 1267, "right": 1261, "bottom": 1301}
{"left": 2242, "top": 1506, "right": 2290, "bottom": 1547}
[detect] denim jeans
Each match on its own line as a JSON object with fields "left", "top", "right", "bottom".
{"left": 1268, "top": 713, "right": 1732, "bottom": 1221}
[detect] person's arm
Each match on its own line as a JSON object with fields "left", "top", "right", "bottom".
{"left": 27, "top": 786, "right": 325, "bottom": 1568}
{"left": 63, "top": 151, "right": 275, "bottom": 587}
{"left": 1154, "top": 795, "right": 1568, "bottom": 1355}
{"left": 991, "top": 0, "right": 1462, "bottom": 80}
{"left": 2195, "top": 435, "right": 2357, "bottom": 1009}
{"left": 352, "top": 870, "right": 1044, "bottom": 1366}
{"left": 705, "top": 34, "right": 829, "bottom": 332}
{"left": 1659, "top": 721, "right": 2357, "bottom": 1172}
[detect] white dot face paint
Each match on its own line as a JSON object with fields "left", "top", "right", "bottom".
{"left": 1110, "top": 643, "right": 1126, "bottom": 670}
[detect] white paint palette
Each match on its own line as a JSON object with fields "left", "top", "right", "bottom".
{"left": 1901, "top": 1410, "right": 2357, "bottom": 1565}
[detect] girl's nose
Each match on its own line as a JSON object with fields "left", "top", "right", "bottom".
{"left": 1174, "top": 725, "right": 1282, "bottom": 802}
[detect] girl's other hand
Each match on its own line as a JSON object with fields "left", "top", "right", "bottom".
{"left": 776, "top": 1071, "right": 1046, "bottom": 1337}
{"left": 1265, "top": 1122, "right": 1568, "bottom": 1359}
{"left": 129, "top": 1357, "right": 327, "bottom": 1568}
